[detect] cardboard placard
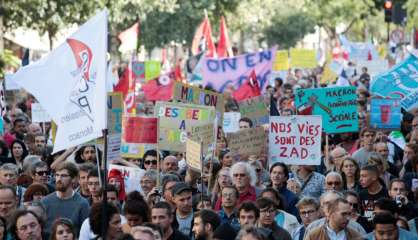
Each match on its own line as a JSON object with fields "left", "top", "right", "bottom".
{"left": 187, "top": 122, "right": 214, "bottom": 154}
{"left": 186, "top": 138, "right": 202, "bottom": 171}
{"left": 172, "top": 82, "right": 224, "bottom": 122}
{"left": 227, "top": 126, "right": 266, "bottom": 156}
{"left": 107, "top": 133, "right": 121, "bottom": 162}
{"left": 295, "top": 86, "right": 358, "bottom": 134}
{"left": 155, "top": 102, "right": 216, "bottom": 152}
{"left": 238, "top": 96, "right": 269, "bottom": 127}
{"left": 121, "top": 116, "right": 157, "bottom": 158}
{"left": 269, "top": 116, "right": 322, "bottom": 166}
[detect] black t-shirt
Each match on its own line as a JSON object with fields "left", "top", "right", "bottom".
{"left": 359, "top": 186, "right": 389, "bottom": 221}
{"left": 167, "top": 229, "right": 190, "bottom": 240}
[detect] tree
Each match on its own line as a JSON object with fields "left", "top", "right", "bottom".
{"left": 262, "top": 10, "right": 316, "bottom": 49}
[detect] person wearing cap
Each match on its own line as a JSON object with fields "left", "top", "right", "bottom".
{"left": 172, "top": 182, "right": 194, "bottom": 238}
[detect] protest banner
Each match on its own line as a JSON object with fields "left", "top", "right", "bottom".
{"left": 172, "top": 82, "right": 224, "bottom": 122}
{"left": 356, "top": 60, "right": 388, "bottom": 77}
{"left": 4, "top": 73, "right": 21, "bottom": 90}
{"left": 295, "top": 86, "right": 358, "bottom": 133}
{"left": 121, "top": 116, "right": 157, "bottom": 158}
{"left": 107, "top": 133, "right": 121, "bottom": 162}
{"left": 370, "top": 54, "right": 418, "bottom": 100}
{"left": 186, "top": 138, "right": 202, "bottom": 171}
{"left": 370, "top": 98, "right": 401, "bottom": 130}
{"left": 145, "top": 60, "right": 161, "bottom": 81}
{"left": 339, "top": 35, "right": 379, "bottom": 61}
{"left": 107, "top": 92, "right": 123, "bottom": 134}
{"left": 223, "top": 112, "right": 241, "bottom": 133}
{"left": 269, "top": 116, "right": 322, "bottom": 165}
{"left": 290, "top": 49, "right": 317, "bottom": 68}
{"left": 320, "top": 61, "right": 338, "bottom": 84}
{"left": 272, "top": 50, "right": 289, "bottom": 71}
{"left": 238, "top": 96, "right": 269, "bottom": 127}
{"left": 202, "top": 47, "right": 277, "bottom": 93}
{"left": 401, "top": 89, "right": 418, "bottom": 111}
{"left": 187, "top": 122, "right": 214, "bottom": 154}
{"left": 227, "top": 126, "right": 266, "bottom": 156}
{"left": 31, "top": 103, "right": 52, "bottom": 123}
{"left": 108, "top": 164, "right": 145, "bottom": 193}
{"left": 155, "top": 102, "right": 216, "bottom": 152}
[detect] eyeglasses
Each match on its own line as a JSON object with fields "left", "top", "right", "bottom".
{"left": 55, "top": 174, "right": 70, "bottom": 178}
{"left": 35, "top": 171, "right": 49, "bottom": 176}
{"left": 260, "top": 208, "right": 276, "bottom": 215}
{"left": 300, "top": 210, "right": 316, "bottom": 216}
{"left": 88, "top": 182, "right": 100, "bottom": 186}
{"left": 348, "top": 202, "right": 359, "bottom": 209}
{"left": 144, "top": 160, "right": 158, "bottom": 165}
{"left": 233, "top": 173, "right": 246, "bottom": 178}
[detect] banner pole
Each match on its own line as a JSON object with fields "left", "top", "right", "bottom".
{"left": 207, "top": 118, "right": 218, "bottom": 196}
{"left": 325, "top": 134, "right": 329, "bottom": 169}
{"left": 156, "top": 118, "right": 161, "bottom": 187}
{"left": 200, "top": 138, "right": 204, "bottom": 204}
{"left": 100, "top": 129, "right": 109, "bottom": 238}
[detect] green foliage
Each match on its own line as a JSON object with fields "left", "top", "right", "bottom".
{"left": 262, "top": 10, "right": 316, "bottom": 49}
{"left": 0, "top": 50, "right": 20, "bottom": 79}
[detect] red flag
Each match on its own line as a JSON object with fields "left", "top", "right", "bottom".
{"left": 114, "top": 64, "right": 136, "bottom": 113}
{"left": 192, "top": 15, "right": 216, "bottom": 57}
{"left": 217, "top": 16, "right": 233, "bottom": 58}
{"left": 142, "top": 72, "right": 175, "bottom": 101}
{"left": 232, "top": 70, "right": 261, "bottom": 101}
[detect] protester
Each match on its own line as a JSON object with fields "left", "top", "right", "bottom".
{"left": 151, "top": 201, "right": 188, "bottom": 240}
{"left": 50, "top": 218, "right": 76, "bottom": 240}
{"left": 292, "top": 197, "right": 320, "bottom": 240}
{"left": 9, "top": 209, "right": 43, "bottom": 240}
{"left": 192, "top": 209, "right": 221, "bottom": 240}
{"left": 89, "top": 202, "right": 123, "bottom": 240}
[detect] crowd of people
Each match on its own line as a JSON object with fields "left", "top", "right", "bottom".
{"left": 0, "top": 65, "right": 418, "bottom": 240}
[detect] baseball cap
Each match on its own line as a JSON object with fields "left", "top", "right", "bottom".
{"left": 171, "top": 182, "right": 192, "bottom": 196}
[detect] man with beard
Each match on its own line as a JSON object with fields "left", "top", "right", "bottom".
{"left": 256, "top": 197, "right": 291, "bottom": 240}
{"left": 41, "top": 162, "right": 89, "bottom": 236}
{"left": 304, "top": 198, "right": 363, "bottom": 240}
{"left": 192, "top": 209, "right": 221, "bottom": 240}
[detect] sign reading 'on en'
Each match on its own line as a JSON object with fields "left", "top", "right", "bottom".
{"left": 295, "top": 86, "right": 358, "bottom": 134}
{"left": 269, "top": 116, "right": 322, "bottom": 166}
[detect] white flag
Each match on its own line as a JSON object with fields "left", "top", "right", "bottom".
{"left": 11, "top": 10, "right": 108, "bottom": 153}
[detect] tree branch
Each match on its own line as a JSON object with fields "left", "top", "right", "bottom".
{"left": 341, "top": 17, "right": 358, "bottom": 35}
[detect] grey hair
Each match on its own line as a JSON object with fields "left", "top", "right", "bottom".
{"left": 142, "top": 169, "right": 158, "bottom": 183}
{"left": 230, "top": 161, "right": 257, "bottom": 187}
{"left": 325, "top": 171, "right": 343, "bottom": 182}
{"left": 319, "top": 190, "right": 344, "bottom": 204}
{"left": 296, "top": 197, "right": 320, "bottom": 210}
{"left": 0, "top": 163, "right": 19, "bottom": 175}
{"left": 22, "top": 155, "right": 42, "bottom": 174}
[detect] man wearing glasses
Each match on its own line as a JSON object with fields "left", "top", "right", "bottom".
{"left": 292, "top": 197, "right": 320, "bottom": 240}
{"left": 41, "top": 162, "right": 89, "bottom": 237}
{"left": 29, "top": 161, "right": 54, "bottom": 193}
{"left": 255, "top": 197, "right": 292, "bottom": 240}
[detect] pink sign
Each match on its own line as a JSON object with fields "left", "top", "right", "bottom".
{"left": 202, "top": 47, "right": 277, "bottom": 93}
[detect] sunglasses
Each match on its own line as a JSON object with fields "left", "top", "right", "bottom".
{"left": 35, "top": 171, "right": 49, "bottom": 176}
{"left": 144, "top": 160, "right": 158, "bottom": 165}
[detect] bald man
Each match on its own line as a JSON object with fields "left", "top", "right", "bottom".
{"left": 28, "top": 123, "right": 42, "bottom": 135}
{"left": 161, "top": 155, "right": 179, "bottom": 173}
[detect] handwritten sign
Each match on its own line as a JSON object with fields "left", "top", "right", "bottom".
{"left": 187, "top": 122, "right": 214, "bottom": 154}
{"left": 227, "top": 127, "right": 267, "bottom": 156}
{"left": 269, "top": 116, "right": 322, "bottom": 165}
{"left": 401, "top": 90, "right": 418, "bottom": 111}
{"left": 223, "top": 112, "right": 241, "bottom": 133}
{"left": 107, "top": 92, "right": 123, "bottom": 134}
{"left": 155, "top": 102, "right": 216, "bottom": 152}
{"left": 31, "top": 103, "right": 52, "bottom": 122}
{"left": 172, "top": 82, "right": 224, "bottom": 122}
{"left": 238, "top": 96, "right": 269, "bottom": 127}
{"left": 121, "top": 117, "right": 157, "bottom": 158}
{"left": 295, "top": 86, "right": 358, "bottom": 134}
{"left": 202, "top": 47, "right": 277, "bottom": 93}
{"left": 109, "top": 164, "right": 145, "bottom": 193}
{"left": 370, "top": 98, "right": 401, "bottom": 130}
{"left": 186, "top": 138, "right": 202, "bottom": 171}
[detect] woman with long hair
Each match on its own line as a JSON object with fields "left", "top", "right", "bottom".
{"left": 339, "top": 157, "right": 361, "bottom": 191}
{"left": 211, "top": 167, "right": 232, "bottom": 209}
{"left": 9, "top": 140, "right": 28, "bottom": 170}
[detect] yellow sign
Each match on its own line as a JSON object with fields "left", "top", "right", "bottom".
{"left": 272, "top": 50, "right": 289, "bottom": 71}
{"left": 320, "top": 61, "right": 338, "bottom": 84}
{"left": 290, "top": 49, "right": 317, "bottom": 68}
